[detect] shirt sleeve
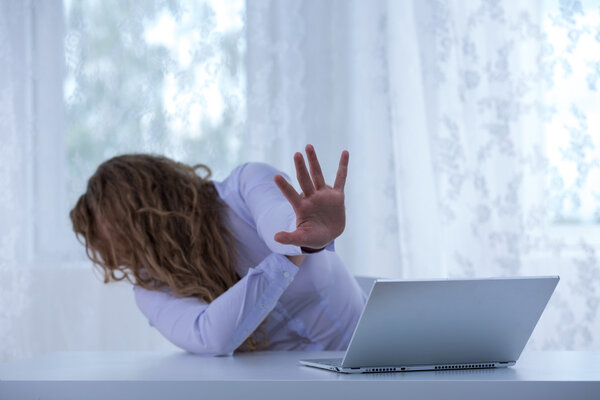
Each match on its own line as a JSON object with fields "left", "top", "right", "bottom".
{"left": 133, "top": 253, "right": 299, "bottom": 356}
{"left": 238, "top": 162, "right": 335, "bottom": 255}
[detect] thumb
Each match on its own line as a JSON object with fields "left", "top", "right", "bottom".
{"left": 274, "top": 231, "right": 303, "bottom": 246}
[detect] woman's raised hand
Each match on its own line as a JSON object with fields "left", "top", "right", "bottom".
{"left": 273, "top": 144, "right": 349, "bottom": 251}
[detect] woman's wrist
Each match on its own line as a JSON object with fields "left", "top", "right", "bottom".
{"left": 300, "top": 244, "right": 327, "bottom": 254}
{"left": 285, "top": 254, "right": 306, "bottom": 267}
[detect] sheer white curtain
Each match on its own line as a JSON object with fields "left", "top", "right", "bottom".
{"left": 0, "top": 0, "right": 34, "bottom": 363}
{"left": 2, "top": 0, "right": 599, "bottom": 363}
{"left": 245, "top": 0, "right": 600, "bottom": 350}
{"left": 0, "top": 0, "right": 179, "bottom": 363}
{"left": 245, "top": 0, "right": 478, "bottom": 279}
{"left": 245, "top": 0, "right": 407, "bottom": 279}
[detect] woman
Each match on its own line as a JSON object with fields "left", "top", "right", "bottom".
{"left": 70, "top": 144, "right": 366, "bottom": 355}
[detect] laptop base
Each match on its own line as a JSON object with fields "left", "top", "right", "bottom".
{"left": 299, "top": 358, "right": 514, "bottom": 374}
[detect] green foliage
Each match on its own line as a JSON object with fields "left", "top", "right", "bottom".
{"left": 65, "top": 0, "right": 246, "bottom": 204}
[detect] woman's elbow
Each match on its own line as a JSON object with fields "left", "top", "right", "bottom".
{"left": 180, "top": 329, "right": 237, "bottom": 356}
{"left": 185, "top": 342, "right": 235, "bottom": 357}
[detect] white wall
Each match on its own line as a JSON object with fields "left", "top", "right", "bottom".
{"left": 1, "top": 265, "right": 178, "bottom": 363}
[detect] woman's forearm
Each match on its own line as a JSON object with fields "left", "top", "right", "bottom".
{"left": 133, "top": 253, "right": 300, "bottom": 356}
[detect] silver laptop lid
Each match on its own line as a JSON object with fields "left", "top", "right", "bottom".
{"left": 341, "top": 276, "right": 559, "bottom": 368}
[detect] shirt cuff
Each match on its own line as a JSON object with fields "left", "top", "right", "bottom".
{"left": 257, "top": 253, "right": 300, "bottom": 289}
{"left": 300, "top": 240, "right": 335, "bottom": 254}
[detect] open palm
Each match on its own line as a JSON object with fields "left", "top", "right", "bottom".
{"left": 273, "top": 144, "right": 349, "bottom": 251}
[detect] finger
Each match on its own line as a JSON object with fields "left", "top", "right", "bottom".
{"left": 274, "top": 230, "right": 306, "bottom": 246}
{"left": 294, "top": 152, "right": 315, "bottom": 196}
{"left": 274, "top": 174, "right": 302, "bottom": 208}
{"left": 333, "top": 150, "right": 349, "bottom": 191}
{"left": 305, "top": 144, "right": 326, "bottom": 190}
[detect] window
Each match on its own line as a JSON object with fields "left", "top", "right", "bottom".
{"left": 47, "top": 0, "right": 246, "bottom": 262}
{"left": 64, "top": 0, "right": 246, "bottom": 197}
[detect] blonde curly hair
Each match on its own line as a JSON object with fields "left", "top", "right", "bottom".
{"left": 70, "top": 154, "right": 266, "bottom": 351}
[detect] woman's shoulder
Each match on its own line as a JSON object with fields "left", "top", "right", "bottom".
{"left": 215, "top": 162, "right": 290, "bottom": 197}
{"left": 237, "top": 161, "right": 279, "bottom": 176}
{"left": 237, "top": 161, "right": 291, "bottom": 187}
{"left": 214, "top": 161, "right": 292, "bottom": 211}
{"left": 216, "top": 162, "right": 274, "bottom": 187}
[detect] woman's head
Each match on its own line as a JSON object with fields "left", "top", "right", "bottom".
{"left": 71, "top": 154, "right": 268, "bottom": 351}
{"left": 70, "top": 154, "right": 239, "bottom": 303}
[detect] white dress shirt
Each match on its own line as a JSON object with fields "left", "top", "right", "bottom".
{"left": 133, "top": 162, "right": 367, "bottom": 355}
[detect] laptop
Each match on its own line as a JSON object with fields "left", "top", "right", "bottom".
{"left": 300, "top": 276, "right": 559, "bottom": 373}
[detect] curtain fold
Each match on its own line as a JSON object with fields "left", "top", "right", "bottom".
{"left": 0, "top": 0, "right": 34, "bottom": 363}
{"left": 388, "top": 0, "right": 444, "bottom": 279}
{"left": 245, "top": 0, "right": 406, "bottom": 279}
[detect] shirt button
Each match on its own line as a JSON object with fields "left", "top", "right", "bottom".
{"left": 283, "top": 271, "right": 290, "bottom": 278}
{"left": 303, "top": 338, "right": 310, "bottom": 344}
{"left": 260, "top": 303, "right": 266, "bottom": 310}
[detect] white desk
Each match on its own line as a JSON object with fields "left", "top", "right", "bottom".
{"left": 1, "top": 351, "right": 599, "bottom": 399}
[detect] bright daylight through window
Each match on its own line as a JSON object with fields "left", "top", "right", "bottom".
{"left": 63, "top": 0, "right": 246, "bottom": 208}
{"left": 543, "top": 0, "right": 600, "bottom": 224}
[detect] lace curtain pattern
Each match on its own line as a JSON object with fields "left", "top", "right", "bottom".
{"left": 246, "top": 0, "right": 600, "bottom": 350}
